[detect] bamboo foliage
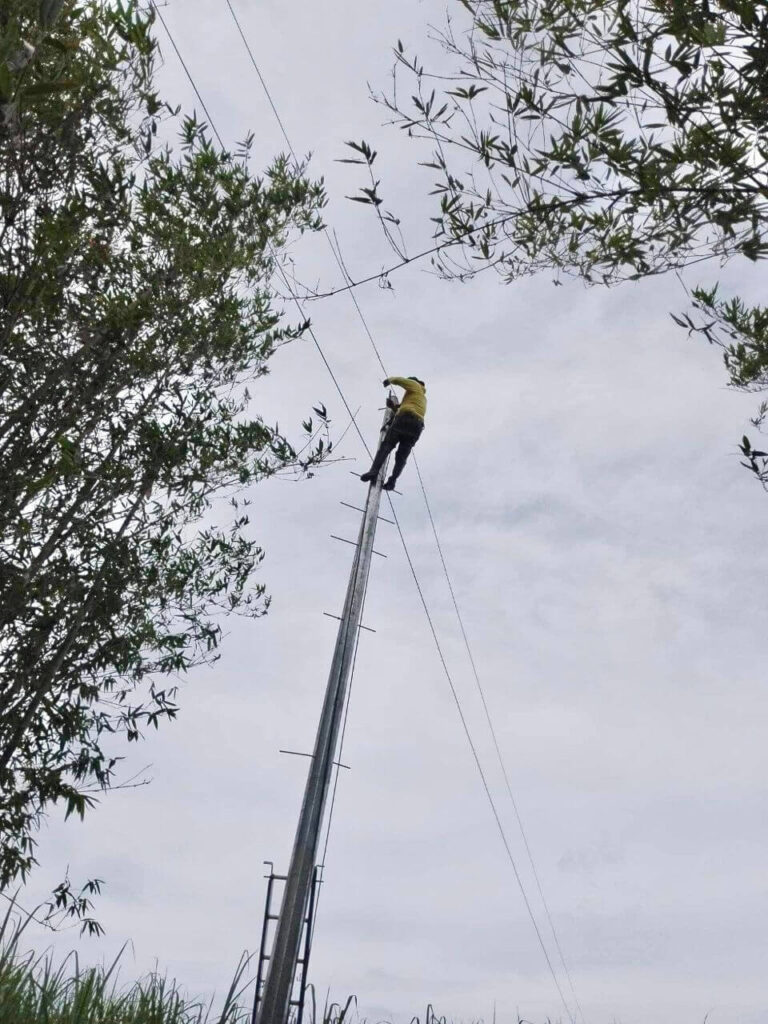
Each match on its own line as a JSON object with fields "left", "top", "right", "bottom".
{"left": 0, "top": 0, "right": 327, "bottom": 888}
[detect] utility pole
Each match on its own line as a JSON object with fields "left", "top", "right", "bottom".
{"left": 256, "top": 408, "right": 393, "bottom": 1024}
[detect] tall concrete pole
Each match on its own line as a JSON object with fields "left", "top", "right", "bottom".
{"left": 257, "top": 408, "right": 393, "bottom": 1024}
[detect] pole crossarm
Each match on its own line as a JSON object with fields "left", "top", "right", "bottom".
{"left": 256, "top": 410, "right": 392, "bottom": 1024}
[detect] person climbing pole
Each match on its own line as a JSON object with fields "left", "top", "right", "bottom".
{"left": 360, "top": 376, "right": 426, "bottom": 491}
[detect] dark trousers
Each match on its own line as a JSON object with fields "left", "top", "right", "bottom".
{"left": 367, "top": 412, "right": 424, "bottom": 483}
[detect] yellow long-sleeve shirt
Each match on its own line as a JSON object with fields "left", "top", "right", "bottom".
{"left": 388, "top": 376, "right": 427, "bottom": 420}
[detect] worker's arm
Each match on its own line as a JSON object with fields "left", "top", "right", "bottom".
{"left": 384, "top": 376, "right": 420, "bottom": 394}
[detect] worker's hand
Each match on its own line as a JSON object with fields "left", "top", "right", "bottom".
{"left": 382, "top": 378, "right": 390, "bottom": 387}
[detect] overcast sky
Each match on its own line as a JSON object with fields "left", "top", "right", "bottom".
{"left": 21, "top": 2, "right": 768, "bottom": 1023}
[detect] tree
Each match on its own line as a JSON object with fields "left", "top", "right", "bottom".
{"left": 343, "top": 0, "right": 768, "bottom": 486}
{"left": 0, "top": 0, "right": 328, "bottom": 892}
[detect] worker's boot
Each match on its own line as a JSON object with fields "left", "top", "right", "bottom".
{"left": 360, "top": 471, "right": 375, "bottom": 483}
{"left": 383, "top": 476, "right": 397, "bottom": 491}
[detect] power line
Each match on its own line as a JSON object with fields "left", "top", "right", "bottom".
{"left": 159, "top": 9, "right": 578, "bottom": 1021}
{"left": 382, "top": 489, "right": 575, "bottom": 1024}
{"left": 412, "top": 456, "right": 587, "bottom": 1024}
{"left": 218, "top": 13, "right": 581, "bottom": 1022}
{"left": 211, "top": 5, "right": 581, "bottom": 1019}
{"left": 151, "top": 3, "right": 226, "bottom": 150}
{"left": 222, "top": 0, "right": 293, "bottom": 153}
{"left": 221, "top": 0, "right": 390, "bottom": 379}
{"left": 151, "top": 12, "right": 381, "bottom": 896}
{"left": 217, "top": 10, "right": 584, "bottom": 1015}
{"left": 151, "top": 3, "right": 370, "bottom": 454}
{"left": 151, "top": 3, "right": 384, "bottom": 954}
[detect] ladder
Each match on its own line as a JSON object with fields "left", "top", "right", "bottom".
{"left": 252, "top": 862, "right": 321, "bottom": 1024}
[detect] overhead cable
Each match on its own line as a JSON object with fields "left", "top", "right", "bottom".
{"left": 152, "top": 3, "right": 226, "bottom": 150}
{"left": 383, "top": 489, "right": 575, "bottom": 1023}
{"left": 216, "top": 11, "right": 583, "bottom": 1016}
{"left": 413, "top": 456, "right": 587, "bottom": 1024}
{"left": 159, "top": 8, "right": 579, "bottom": 1021}
{"left": 211, "top": 5, "right": 581, "bottom": 1020}
{"left": 222, "top": 0, "right": 390, "bottom": 379}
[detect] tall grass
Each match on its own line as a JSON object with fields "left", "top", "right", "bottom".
{"left": 0, "top": 901, "right": 251, "bottom": 1024}
{"left": 0, "top": 903, "right": 361, "bottom": 1024}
